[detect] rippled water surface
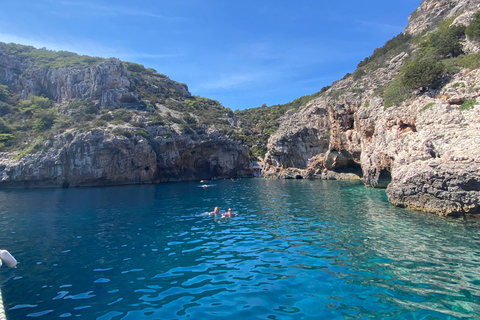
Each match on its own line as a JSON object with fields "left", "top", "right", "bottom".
{"left": 0, "top": 179, "right": 479, "bottom": 319}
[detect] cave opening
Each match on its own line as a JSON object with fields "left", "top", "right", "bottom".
{"left": 377, "top": 169, "right": 392, "bottom": 188}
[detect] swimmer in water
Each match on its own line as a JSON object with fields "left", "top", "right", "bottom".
{"left": 209, "top": 207, "right": 220, "bottom": 216}
{"left": 222, "top": 208, "right": 237, "bottom": 219}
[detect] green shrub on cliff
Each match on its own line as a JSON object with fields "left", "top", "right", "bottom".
{"left": 19, "top": 96, "right": 54, "bottom": 115}
{"left": 0, "top": 102, "right": 11, "bottom": 116}
{"left": 357, "top": 33, "right": 412, "bottom": 68}
{"left": 401, "top": 59, "right": 445, "bottom": 90}
{"left": 14, "top": 96, "right": 57, "bottom": 131}
{"left": 0, "top": 84, "right": 9, "bottom": 101}
{"left": 459, "top": 99, "right": 476, "bottom": 110}
{"left": 383, "top": 59, "right": 444, "bottom": 108}
{"left": 0, "top": 133, "right": 14, "bottom": 142}
{"left": 381, "top": 18, "right": 469, "bottom": 107}
{"left": 466, "top": 11, "right": 480, "bottom": 41}
{"left": 419, "top": 24, "right": 465, "bottom": 59}
{"left": 0, "top": 133, "right": 15, "bottom": 149}
{"left": 0, "top": 117, "right": 11, "bottom": 133}
{"left": 33, "top": 109, "right": 56, "bottom": 131}
{"left": 248, "top": 145, "right": 267, "bottom": 162}
{"left": 123, "top": 62, "right": 148, "bottom": 73}
{"left": 110, "top": 109, "right": 133, "bottom": 123}
{"left": 68, "top": 99, "right": 98, "bottom": 114}
{"left": 438, "top": 25, "right": 466, "bottom": 58}
{"left": 383, "top": 78, "right": 413, "bottom": 108}
{"left": 150, "top": 114, "right": 166, "bottom": 125}
{"left": 454, "top": 52, "right": 480, "bottom": 69}
{"left": 99, "top": 112, "right": 114, "bottom": 121}
{"left": 421, "top": 102, "right": 435, "bottom": 112}
{"left": 16, "top": 96, "right": 58, "bottom": 131}
{"left": 122, "top": 62, "right": 168, "bottom": 77}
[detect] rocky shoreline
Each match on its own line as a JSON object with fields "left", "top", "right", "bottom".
{"left": 262, "top": 0, "right": 480, "bottom": 216}
{"left": 1, "top": 0, "right": 480, "bottom": 217}
{"left": 0, "top": 129, "right": 253, "bottom": 189}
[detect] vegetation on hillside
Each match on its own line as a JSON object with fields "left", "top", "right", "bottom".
{"left": 0, "top": 43, "right": 105, "bottom": 69}
{"left": 121, "top": 60, "right": 234, "bottom": 134}
{"left": 0, "top": 86, "right": 237, "bottom": 155}
{"left": 357, "top": 33, "right": 413, "bottom": 70}
{"left": 234, "top": 87, "right": 329, "bottom": 161}
{"left": 0, "top": 43, "right": 238, "bottom": 155}
{"left": 466, "top": 11, "right": 480, "bottom": 41}
{"left": 379, "top": 16, "right": 480, "bottom": 108}
{"left": 3, "top": 9, "right": 480, "bottom": 158}
{"left": 349, "top": 12, "right": 480, "bottom": 109}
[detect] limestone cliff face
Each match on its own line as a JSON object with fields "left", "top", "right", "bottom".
{"left": 0, "top": 47, "right": 190, "bottom": 108}
{"left": 0, "top": 128, "right": 252, "bottom": 188}
{"left": 264, "top": 106, "right": 330, "bottom": 174}
{"left": 385, "top": 69, "right": 480, "bottom": 214}
{"left": 148, "top": 129, "right": 252, "bottom": 182}
{"left": 264, "top": 63, "right": 401, "bottom": 182}
{"left": 0, "top": 45, "right": 252, "bottom": 187}
{"left": 0, "top": 130, "right": 157, "bottom": 188}
{"left": 406, "top": 0, "right": 480, "bottom": 35}
{"left": 263, "top": 0, "right": 480, "bottom": 216}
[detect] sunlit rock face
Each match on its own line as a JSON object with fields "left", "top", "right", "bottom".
{"left": 0, "top": 50, "right": 191, "bottom": 109}
{"left": 405, "top": 0, "right": 480, "bottom": 36}
{"left": 0, "top": 46, "right": 252, "bottom": 188}
{"left": 262, "top": 0, "right": 480, "bottom": 215}
{"left": 0, "top": 130, "right": 253, "bottom": 188}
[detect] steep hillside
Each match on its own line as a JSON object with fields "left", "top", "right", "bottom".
{"left": 0, "top": 43, "right": 252, "bottom": 187}
{"left": 263, "top": 0, "right": 480, "bottom": 216}
{"left": 233, "top": 89, "right": 328, "bottom": 161}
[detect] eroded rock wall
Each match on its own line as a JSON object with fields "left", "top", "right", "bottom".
{"left": 406, "top": 0, "right": 480, "bottom": 35}
{"left": 263, "top": 0, "right": 480, "bottom": 215}
{"left": 263, "top": 102, "right": 330, "bottom": 177}
{"left": 0, "top": 44, "right": 252, "bottom": 187}
{"left": 0, "top": 129, "right": 252, "bottom": 188}
{"left": 0, "top": 48, "right": 190, "bottom": 108}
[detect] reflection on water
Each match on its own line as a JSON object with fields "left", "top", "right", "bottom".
{"left": 0, "top": 179, "right": 479, "bottom": 319}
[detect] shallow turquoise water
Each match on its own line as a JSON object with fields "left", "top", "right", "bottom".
{"left": 0, "top": 179, "right": 479, "bottom": 319}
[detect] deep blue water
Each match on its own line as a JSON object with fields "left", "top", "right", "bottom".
{"left": 0, "top": 179, "right": 479, "bottom": 319}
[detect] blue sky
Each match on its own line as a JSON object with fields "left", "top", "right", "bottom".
{"left": 0, "top": 0, "right": 422, "bottom": 110}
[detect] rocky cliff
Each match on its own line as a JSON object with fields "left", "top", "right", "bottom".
{"left": 0, "top": 130, "right": 251, "bottom": 188}
{"left": 2, "top": 0, "right": 480, "bottom": 216}
{"left": 263, "top": 0, "right": 480, "bottom": 216}
{"left": 0, "top": 45, "right": 191, "bottom": 108}
{"left": 0, "top": 44, "right": 253, "bottom": 187}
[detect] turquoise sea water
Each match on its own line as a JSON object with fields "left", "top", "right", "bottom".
{"left": 0, "top": 179, "right": 479, "bottom": 319}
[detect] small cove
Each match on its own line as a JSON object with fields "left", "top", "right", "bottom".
{"left": 0, "top": 179, "right": 479, "bottom": 319}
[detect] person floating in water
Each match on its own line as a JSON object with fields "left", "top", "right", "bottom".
{"left": 209, "top": 207, "right": 220, "bottom": 216}
{"left": 222, "top": 208, "right": 237, "bottom": 219}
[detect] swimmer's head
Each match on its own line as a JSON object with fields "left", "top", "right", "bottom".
{"left": 214, "top": 207, "right": 219, "bottom": 213}
{"left": 228, "top": 208, "right": 232, "bottom": 212}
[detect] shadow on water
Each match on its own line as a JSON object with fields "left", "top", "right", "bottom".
{"left": 0, "top": 179, "right": 479, "bottom": 319}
